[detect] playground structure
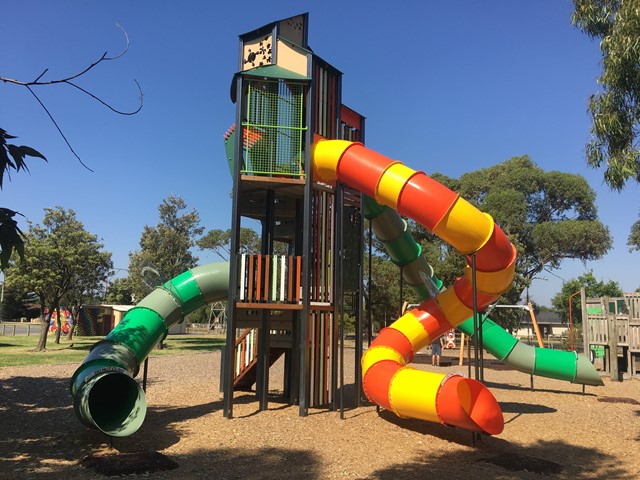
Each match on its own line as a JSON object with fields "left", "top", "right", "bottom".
{"left": 70, "top": 13, "right": 602, "bottom": 438}
{"left": 583, "top": 291, "right": 640, "bottom": 380}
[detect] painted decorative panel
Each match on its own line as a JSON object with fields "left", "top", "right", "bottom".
{"left": 243, "top": 34, "right": 273, "bottom": 70}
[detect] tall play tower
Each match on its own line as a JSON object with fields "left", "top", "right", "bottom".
{"left": 221, "top": 13, "right": 365, "bottom": 417}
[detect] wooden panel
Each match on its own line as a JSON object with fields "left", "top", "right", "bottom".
{"left": 256, "top": 255, "right": 262, "bottom": 301}
{"left": 236, "top": 302, "right": 303, "bottom": 310}
{"left": 587, "top": 314, "right": 608, "bottom": 345}
{"left": 248, "top": 254, "right": 255, "bottom": 302}
{"left": 239, "top": 254, "right": 246, "bottom": 300}
{"left": 296, "top": 256, "right": 302, "bottom": 301}
{"left": 264, "top": 255, "right": 270, "bottom": 301}
{"left": 629, "top": 322, "right": 640, "bottom": 352}
{"left": 626, "top": 293, "right": 640, "bottom": 320}
{"left": 280, "top": 256, "right": 286, "bottom": 302}
{"left": 288, "top": 256, "right": 293, "bottom": 301}
{"left": 341, "top": 104, "right": 362, "bottom": 131}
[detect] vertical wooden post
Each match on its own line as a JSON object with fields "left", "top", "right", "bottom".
{"left": 528, "top": 302, "right": 544, "bottom": 348}
{"left": 607, "top": 306, "right": 620, "bottom": 381}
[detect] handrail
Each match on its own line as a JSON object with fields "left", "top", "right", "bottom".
{"left": 233, "top": 328, "right": 258, "bottom": 383}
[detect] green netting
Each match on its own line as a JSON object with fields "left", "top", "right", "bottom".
{"left": 242, "top": 79, "right": 306, "bottom": 177}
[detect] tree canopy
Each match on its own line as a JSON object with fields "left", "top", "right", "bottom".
{"left": 4, "top": 207, "right": 113, "bottom": 350}
{"left": 197, "top": 227, "right": 262, "bottom": 261}
{"left": 572, "top": 0, "right": 640, "bottom": 190}
{"left": 409, "top": 155, "right": 612, "bottom": 330}
{"left": 104, "top": 277, "right": 134, "bottom": 305}
{"left": 127, "top": 194, "right": 203, "bottom": 301}
{"left": 551, "top": 271, "right": 623, "bottom": 323}
{"left": 628, "top": 213, "right": 640, "bottom": 253}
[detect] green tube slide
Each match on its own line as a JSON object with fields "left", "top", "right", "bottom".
{"left": 364, "top": 196, "right": 603, "bottom": 387}
{"left": 70, "top": 262, "right": 230, "bottom": 437}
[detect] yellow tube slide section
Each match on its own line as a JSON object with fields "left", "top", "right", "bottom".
{"left": 313, "top": 140, "right": 516, "bottom": 435}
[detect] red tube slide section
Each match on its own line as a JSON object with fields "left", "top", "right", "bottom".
{"left": 313, "top": 141, "right": 517, "bottom": 435}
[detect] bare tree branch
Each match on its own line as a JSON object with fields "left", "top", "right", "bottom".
{"left": 26, "top": 85, "right": 94, "bottom": 172}
{"left": 66, "top": 79, "right": 143, "bottom": 116}
{"left": 0, "top": 52, "right": 109, "bottom": 86}
{"left": 0, "top": 24, "right": 142, "bottom": 171}
{"left": 1, "top": 24, "right": 131, "bottom": 87}
{"left": 105, "top": 23, "right": 130, "bottom": 60}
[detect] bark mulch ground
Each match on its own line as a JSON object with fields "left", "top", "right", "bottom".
{"left": 1, "top": 348, "right": 638, "bottom": 479}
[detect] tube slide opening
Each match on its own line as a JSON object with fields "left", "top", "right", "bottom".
{"left": 437, "top": 376, "right": 504, "bottom": 435}
{"left": 77, "top": 371, "right": 147, "bottom": 437}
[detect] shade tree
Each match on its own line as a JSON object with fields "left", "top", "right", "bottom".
{"left": 4, "top": 207, "right": 113, "bottom": 350}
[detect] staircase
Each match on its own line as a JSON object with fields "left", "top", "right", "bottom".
{"left": 232, "top": 327, "right": 290, "bottom": 390}
{"left": 235, "top": 347, "right": 287, "bottom": 391}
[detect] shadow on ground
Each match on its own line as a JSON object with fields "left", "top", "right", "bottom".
{"left": 366, "top": 440, "right": 633, "bottom": 479}
{"left": 0, "top": 369, "right": 635, "bottom": 479}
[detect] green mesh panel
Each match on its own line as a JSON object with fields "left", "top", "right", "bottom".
{"left": 242, "top": 80, "right": 306, "bottom": 177}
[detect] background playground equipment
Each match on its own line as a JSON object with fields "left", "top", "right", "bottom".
{"left": 583, "top": 291, "right": 640, "bottom": 380}
{"left": 485, "top": 302, "right": 545, "bottom": 348}
{"left": 443, "top": 329, "right": 456, "bottom": 349}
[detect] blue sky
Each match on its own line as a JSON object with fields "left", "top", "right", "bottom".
{"left": 2, "top": 0, "right": 639, "bottom": 306}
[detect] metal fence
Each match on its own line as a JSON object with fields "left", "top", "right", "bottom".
{"left": 0, "top": 322, "right": 42, "bottom": 336}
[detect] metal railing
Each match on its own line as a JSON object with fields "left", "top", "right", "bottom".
{"left": 0, "top": 322, "right": 42, "bottom": 336}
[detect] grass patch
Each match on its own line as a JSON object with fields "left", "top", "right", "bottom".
{"left": 0, "top": 334, "right": 225, "bottom": 368}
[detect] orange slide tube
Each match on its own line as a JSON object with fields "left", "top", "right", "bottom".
{"left": 312, "top": 141, "right": 517, "bottom": 435}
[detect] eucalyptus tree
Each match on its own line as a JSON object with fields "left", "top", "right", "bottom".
{"left": 197, "top": 227, "right": 262, "bottom": 261}
{"left": 572, "top": 0, "right": 640, "bottom": 190}
{"left": 4, "top": 207, "right": 113, "bottom": 350}
{"left": 127, "top": 194, "right": 203, "bottom": 301}
{"left": 629, "top": 214, "right": 640, "bottom": 252}
{"left": 104, "top": 277, "right": 134, "bottom": 305}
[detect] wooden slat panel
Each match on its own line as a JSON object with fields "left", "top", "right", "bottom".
{"left": 629, "top": 322, "right": 640, "bottom": 351}
{"left": 280, "top": 255, "right": 286, "bottom": 302}
{"left": 288, "top": 255, "right": 293, "bottom": 302}
{"left": 239, "top": 254, "right": 246, "bottom": 300}
{"left": 309, "top": 313, "right": 315, "bottom": 405}
{"left": 256, "top": 255, "right": 262, "bottom": 302}
{"left": 248, "top": 254, "right": 254, "bottom": 302}
{"left": 296, "top": 256, "right": 302, "bottom": 302}
{"left": 324, "top": 192, "right": 330, "bottom": 302}
{"left": 235, "top": 302, "right": 303, "bottom": 310}
{"left": 264, "top": 255, "right": 270, "bottom": 302}
{"left": 272, "top": 254, "right": 278, "bottom": 301}
{"left": 626, "top": 293, "right": 640, "bottom": 320}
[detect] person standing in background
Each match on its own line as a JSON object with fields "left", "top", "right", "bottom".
{"left": 431, "top": 335, "right": 444, "bottom": 366}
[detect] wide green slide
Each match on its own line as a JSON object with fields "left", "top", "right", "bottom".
{"left": 70, "top": 262, "right": 229, "bottom": 437}
{"left": 364, "top": 196, "right": 603, "bottom": 387}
